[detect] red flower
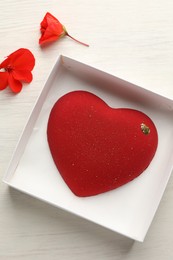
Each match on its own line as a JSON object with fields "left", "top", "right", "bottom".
{"left": 0, "top": 48, "right": 35, "bottom": 93}
{"left": 39, "top": 12, "right": 89, "bottom": 47}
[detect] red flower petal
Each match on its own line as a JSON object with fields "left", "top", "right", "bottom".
{"left": 8, "top": 74, "right": 23, "bottom": 93}
{"left": 0, "top": 72, "right": 8, "bottom": 90}
{"left": 41, "top": 12, "right": 61, "bottom": 29}
{"left": 39, "top": 27, "right": 63, "bottom": 45}
{"left": 0, "top": 48, "right": 35, "bottom": 71}
{"left": 12, "top": 70, "right": 33, "bottom": 83}
{"left": 40, "top": 14, "right": 48, "bottom": 32}
{"left": 0, "top": 58, "right": 9, "bottom": 70}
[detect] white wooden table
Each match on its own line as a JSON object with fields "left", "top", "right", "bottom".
{"left": 0, "top": 1, "right": 173, "bottom": 259}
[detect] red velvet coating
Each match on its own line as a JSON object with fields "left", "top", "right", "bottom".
{"left": 47, "top": 91, "right": 158, "bottom": 197}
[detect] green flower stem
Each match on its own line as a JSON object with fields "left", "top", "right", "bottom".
{"left": 66, "top": 32, "right": 89, "bottom": 47}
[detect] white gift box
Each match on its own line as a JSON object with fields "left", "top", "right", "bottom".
{"left": 3, "top": 55, "right": 173, "bottom": 242}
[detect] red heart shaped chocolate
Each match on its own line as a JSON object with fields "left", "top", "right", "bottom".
{"left": 47, "top": 91, "right": 158, "bottom": 197}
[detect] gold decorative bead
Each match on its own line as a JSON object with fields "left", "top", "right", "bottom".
{"left": 141, "top": 123, "right": 150, "bottom": 135}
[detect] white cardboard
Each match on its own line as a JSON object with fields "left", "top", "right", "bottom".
{"left": 3, "top": 55, "right": 173, "bottom": 242}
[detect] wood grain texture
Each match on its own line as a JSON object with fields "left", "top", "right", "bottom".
{"left": 0, "top": 0, "right": 173, "bottom": 259}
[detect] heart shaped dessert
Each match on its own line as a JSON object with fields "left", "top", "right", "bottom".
{"left": 47, "top": 91, "right": 158, "bottom": 197}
